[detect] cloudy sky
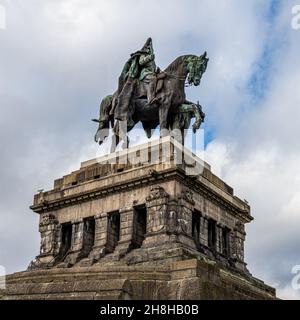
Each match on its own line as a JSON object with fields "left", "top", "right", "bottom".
{"left": 0, "top": 0, "right": 300, "bottom": 299}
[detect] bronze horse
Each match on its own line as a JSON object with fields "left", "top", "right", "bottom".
{"left": 93, "top": 53, "right": 208, "bottom": 152}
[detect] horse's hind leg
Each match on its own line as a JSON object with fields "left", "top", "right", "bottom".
{"left": 111, "top": 120, "right": 130, "bottom": 152}
{"left": 117, "top": 120, "right": 131, "bottom": 149}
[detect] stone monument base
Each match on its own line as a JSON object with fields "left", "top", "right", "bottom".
{"left": 1, "top": 138, "right": 276, "bottom": 300}
{"left": 2, "top": 258, "right": 275, "bottom": 300}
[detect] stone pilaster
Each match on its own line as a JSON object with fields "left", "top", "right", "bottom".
{"left": 175, "top": 188, "right": 197, "bottom": 249}
{"left": 229, "top": 230, "right": 235, "bottom": 259}
{"left": 231, "top": 221, "right": 247, "bottom": 272}
{"left": 81, "top": 219, "right": 96, "bottom": 257}
{"left": 216, "top": 224, "right": 224, "bottom": 254}
{"left": 53, "top": 224, "right": 62, "bottom": 257}
{"left": 28, "top": 213, "right": 60, "bottom": 269}
{"left": 71, "top": 219, "right": 84, "bottom": 252}
{"left": 39, "top": 214, "right": 59, "bottom": 256}
{"left": 143, "top": 186, "right": 170, "bottom": 247}
{"left": 114, "top": 207, "right": 135, "bottom": 258}
{"left": 64, "top": 219, "right": 84, "bottom": 266}
{"left": 199, "top": 215, "right": 208, "bottom": 247}
{"left": 86, "top": 213, "right": 108, "bottom": 263}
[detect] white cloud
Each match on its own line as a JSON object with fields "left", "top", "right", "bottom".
{"left": 278, "top": 285, "right": 300, "bottom": 300}
{"left": 205, "top": 139, "right": 300, "bottom": 300}
{"left": 204, "top": 2, "right": 300, "bottom": 298}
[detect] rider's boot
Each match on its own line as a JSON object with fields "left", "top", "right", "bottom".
{"left": 146, "top": 80, "right": 158, "bottom": 105}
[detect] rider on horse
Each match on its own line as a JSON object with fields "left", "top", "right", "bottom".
{"left": 114, "top": 38, "right": 158, "bottom": 126}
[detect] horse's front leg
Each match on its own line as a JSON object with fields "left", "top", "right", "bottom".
{"left": 159, "top": 104, "right": 170, "bottom": 138}
{"left": 181, "top": 101, "right": 203, "bottom": 133}
{"left": 113, "top": 120, "right": 129, "bottom": 150}
{"left": 121, "top": 136, "right": 130, "bottom": 150}
{"left": 110, "top": 134, "right": 119, "bottom": 153}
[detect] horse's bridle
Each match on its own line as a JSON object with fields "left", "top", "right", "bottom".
{"left": 161, "top": 70, "right": 186, "bottom": 81}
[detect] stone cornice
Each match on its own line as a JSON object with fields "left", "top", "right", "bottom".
{"left": 30, "top": 166, "right": 251, "bottom": 223}
{"left": 174, "top": 168, "right": 252, "bottom": 223}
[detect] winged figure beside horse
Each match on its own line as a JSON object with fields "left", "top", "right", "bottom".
{"left": 93, "top": 38, "right": 209, "bottom": 152}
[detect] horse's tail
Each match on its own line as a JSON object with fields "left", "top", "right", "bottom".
{"left": 99, "top": 94, "right": 113, "bottom": 124}
{"left": 94, "top": 94, "right": 114, "bottom": 145}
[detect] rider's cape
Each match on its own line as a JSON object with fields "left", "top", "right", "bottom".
{"left": 117, "top": 50, "right": 148, "bottom": 94}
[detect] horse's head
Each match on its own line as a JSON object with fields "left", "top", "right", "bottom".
{"left": 186, "top": 52, "right": 209, "bottom": 86}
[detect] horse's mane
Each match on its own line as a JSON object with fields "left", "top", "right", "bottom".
{"left": 164, "top": 55, "right": 196, "bottom": 73}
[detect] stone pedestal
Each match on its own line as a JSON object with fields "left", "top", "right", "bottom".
{"left": 2, "top": 137, "right": 276, "bottom": 300}
{"left": 2, "top": 259, "right": 276, "bottom": 300}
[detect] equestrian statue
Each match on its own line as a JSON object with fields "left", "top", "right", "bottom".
{"left": 92, "top": 38, "right": 209, "bottom": 152}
